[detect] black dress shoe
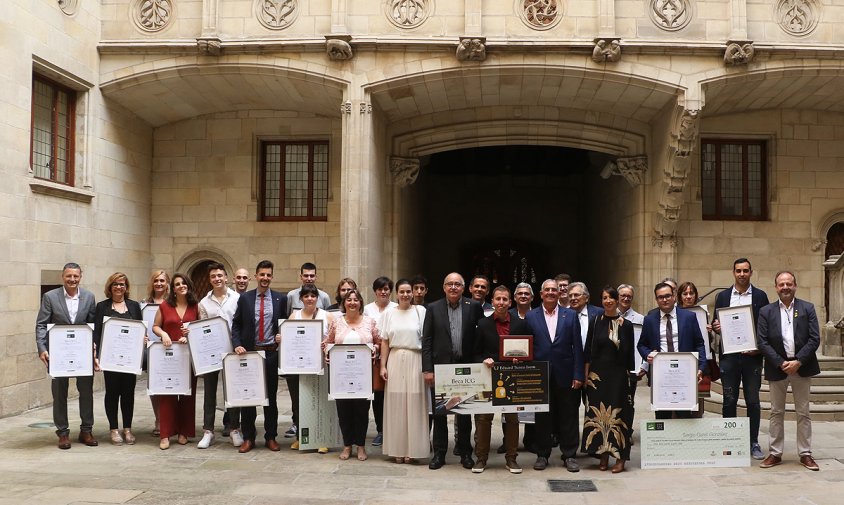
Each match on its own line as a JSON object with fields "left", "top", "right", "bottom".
{"left": 460, "top": 454, "right": 475, "bottom": 469}
{"left": 533, "top": 456, "right": 548, "bottom": 471}
{"left": 452, "top": 446, "right": 461, "bottom": 456}
{"left": 428, "top": 452, "right": 446, "bottom": 470}
{"left": 496, "top": 445, "right": 506, "bottom": 454}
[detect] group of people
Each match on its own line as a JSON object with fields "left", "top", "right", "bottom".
{"left": 35, "top": 257, "right": 821, "bottom": 473}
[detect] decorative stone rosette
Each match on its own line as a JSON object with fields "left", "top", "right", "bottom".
{"left": 776, "top": 0, "right": 820, "bottom": 37}
{"left": 385, "top": 0, "right": 432, "bottom": 29}
{"left": 516, "top": 0, "right": 562, "bottom": 31}
{"left": 649, "top": 0, "right": 692, "bottom": 32}
{"left": 255, "top": 0, "right": 298, "bottom": 31}
{"left": 131, "top": 0, "right": 174, "bottom": 33}
{"left": 58, "top": 0, "right": 79, "bottom": 16}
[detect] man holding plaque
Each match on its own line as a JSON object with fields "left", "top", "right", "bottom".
{"left": 35, "top": 262, "right": 98, "bottom": 449}
{"left": 638, "top": 282, "right": 707, "bottom": 419}
{"left": 232, "top": 260, "right": 287, "bottom": 453}
{"left": 757, "top": 271, "right": 821, "bottom": 471}
{"left": 711, "top": 258, "right": 770, "bottom": 460}
{"left": 197, "top": 262, "right": 241, "bottom": 449}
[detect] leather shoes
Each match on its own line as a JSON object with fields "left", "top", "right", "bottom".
{"left": 800, "top": 455, "right": 819, "bottom": 471}
{"left": 564, "top": 457, "right": 580, "bottom": 472}
{"left": 428, "top": 452, "right": 446, "bottom": 470}
{"left": 533, "top": 456, "right": 548, "bottom": 471}
{"left": 57, "top": 434, "right": 71, "bottom": 450}
{"left": 460, "top": 454, "right": 475, "bottom": 469}
{"left": 78, "top": 432, "right": 98, "bottom": 447}
{"left": 238, "top": 440, "right": 255, "bottom": 453}
{"left": 760, "top": 454, "right": 782, "bottom": 468}
{"left": 265, "top": 438, "right": 281, "bottom": 451}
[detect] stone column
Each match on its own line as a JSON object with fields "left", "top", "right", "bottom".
{"left": 331, "top": 0, "right": 348, "bottom": 34}
{"left": 465, "top": 0, "right": 482, "bottom": 35}
{"left": 598, "top": 0, "right": 616, "bottom": 38}
{"left": 729, "top": 0, "right": 748, "bottom": 40}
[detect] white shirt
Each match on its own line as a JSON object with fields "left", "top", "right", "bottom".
{"left": 543, "top": 304, "right": 558, "bottom": 342}
{"left": 577, "top": 306, "right": 589, "bottom": 349}
{"left": 729, "top": 285, "right": 753, "bottom": 308}
{"left": 363, "top": 301, "right": 397, "bottom": 320}
{"left": 779, "top": 299, "right": 796, "bottom": 357}
{"left": 64, "top": 288, "right": 80, "bottom": 322}
{"left": 198, "top": 288, "right": 240, "bottom": 328}
{"left": 659, "top": 308, "right": 679, "bottom": 352}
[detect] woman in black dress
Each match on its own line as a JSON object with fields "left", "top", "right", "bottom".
{"left": 581, "top": 286, "right": 635, "bottom": 473}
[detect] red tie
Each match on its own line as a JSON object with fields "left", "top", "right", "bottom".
{"left": 259, "top": 294, "right": 265, "bottom": 344}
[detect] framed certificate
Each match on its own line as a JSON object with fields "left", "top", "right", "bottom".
{"left": 717, "top": 305, "right": 757, "bottom": 354}
{"left": 99, "top": 317, "right": 146, "bottom": 375}
{"left": 187, "top": 316, "right": 233, "bottom": 375}
{"left": 499, "top": 335, "right": 533, "bottom": 361}
{"left": 279, "top": 319, "right": 324, "bottom": 375}
{"left": 650, "top": 352, "right": 698, "bottom": 411}
{"left": 142, "top": 304, "right": 160, "bottom": 343}
{"left": 48, "top": 324, "right": 94, "bottom": 378}
{"left": 327, "top": 344, "right": 373, "bottom": 400}
{"left": 686, "top": 305, "right": 713, "bottom": 360}
{"left": 147, "top": 342, "right": 192, "bottom": 395}
{"left": 222, "top": 352, "right": 268, "bottom": 408}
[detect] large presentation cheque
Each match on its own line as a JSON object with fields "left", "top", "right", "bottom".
{"left": 641, "top": 417, "right": 751, "bottom": 468}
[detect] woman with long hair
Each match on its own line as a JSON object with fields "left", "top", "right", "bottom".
{"left": 143, "top": 270, "right": 169, "bottom": 436}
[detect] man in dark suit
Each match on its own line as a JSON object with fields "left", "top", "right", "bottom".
{"left": 637, "top": 282, "right": 707, "bottom": 419}
{"left": 469, "top": 275, "right": 493, "bottom": 312}
{"left": 525, "top": 279, "right": 583, "bottom": 472}
{"left": 472, "top": 285, "right": 530, "bottom": 474}
{"left": 569, "top": 282, "right": 602, "bottom": 353}
{"left": 35, "top": 262, "right": 98, "bottom": 449}
{"left": 422, "top": 272, "right": 484, "bottom": 470}
{"left": 757, "top": 271, "right": 820, "bottom": 471}
{"left": 231, "top": 259, "right": 287, "bottom": 453}
{"left": 711, "top": 258, "right": 770, "bottom": 460}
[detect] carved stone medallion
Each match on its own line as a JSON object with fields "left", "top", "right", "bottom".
{"left": 255, "top": 0, "right": 298, "bottom": 30}
{"left": 649, "top": 0, "right": 692, "bottom": 32}
{"left": 385, "top": 0, "right": 432, "bottom": 29}
{"left": 517, "top": 0, "right": 562, "bottom": 31}
{"left": 58, "top": 0, "right": 79, "bottom": 16}
{"left": 131, "top": 0, "right": 174, "bottom": 33}
{"left": 776, "top": 0, "right": 820, "bottom": 37}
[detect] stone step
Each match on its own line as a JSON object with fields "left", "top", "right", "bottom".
{"left": 710, "top": 380, "right": 844, "bottom": 403}
{"left": 703, "top": 391, "right": 844, "bottom": 421}
{"left": 817, "top": 356, "right": 844, "bottom": 370}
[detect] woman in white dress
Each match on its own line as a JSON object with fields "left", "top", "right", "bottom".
{"left": 379, "top": 279, "right": 429, "bottom": 463}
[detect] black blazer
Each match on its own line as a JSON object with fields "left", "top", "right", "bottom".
{"left": 474, "top": 314, "right": 530, "bottom": 362}
{"left": 757, "top": 298, "right": 820, "bottom": 381}
{"left": 92, "top": 298, "right": 143, "bottom": 357}
{"left": 231, "top": 289, "right": 286, "bottom": 350}
{"left": 422, "top": 297, "right": 483, "bottom": 372}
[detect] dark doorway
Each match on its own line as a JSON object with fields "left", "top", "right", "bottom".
{"left": 190, "top": 260, "right": 215, "bottom": 300}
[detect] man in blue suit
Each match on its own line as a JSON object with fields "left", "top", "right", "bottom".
{"left": 231, "top": 259, "right": 287, "bottom": 453}
{"left": 525, "top": 279, "right": 584, "bottom": 472}
{"left": 638, "top": 282, "right": 706, "bottom": 419}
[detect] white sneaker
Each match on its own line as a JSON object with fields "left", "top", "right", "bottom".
{"left": 230, "top": 429, "right": 244, "bottom": 447}
{"left": 197, "top": 430, "right": 214, "bottom": 449}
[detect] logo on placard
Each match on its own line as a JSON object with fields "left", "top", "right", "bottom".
{"left": 454, "top": 367, "right": 472, "bottom": 375}
{"left": 647, "top": 422, "right": 665, "bottom": 431}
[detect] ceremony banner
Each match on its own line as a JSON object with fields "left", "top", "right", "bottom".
{"left": 433, "top": 362, "right": 549, "bottom": 415}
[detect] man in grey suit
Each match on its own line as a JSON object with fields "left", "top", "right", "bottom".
{"left": 757, "top": 270, "right": 821, "bottom": 471}
{"left": 35, "top": 262, "right": 97, "bottom": 449}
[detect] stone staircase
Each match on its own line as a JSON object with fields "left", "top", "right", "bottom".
{"left": 703, "top": 356, "right": 844, "bottom": 421}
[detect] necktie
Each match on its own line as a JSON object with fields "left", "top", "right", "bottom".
{"left": 259, "top": 294, "right": 265, "bottom": 344}
{"left": 665, "top": 313, "right": 675, "bottom": 352}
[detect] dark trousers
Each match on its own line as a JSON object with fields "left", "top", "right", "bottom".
{"left": 241, "top": 350, "right": 280, "bottom": 442}
{"left": 284, "top": 374, "right": 299, "bottom": 427}
{"left": 655, "top": 410, "right": 695, "bottom": 419}
{"left": 432, "top": 412, "right": 472, "bottom": 456}
{"left": 52, "top": 376, "right": 94, "bottom": 436}
{"left": 336, "top": 399, "right": 371, "bottom": 446}
{"left": 535, "top": 383, "right": 581, "bottom": 459}
{"left": 720, "top": 353, "right": 762, "bottom": 443}
{"left": 103, "top": 371, "right": 136, "bottom": 429}
{"left": 202, "top": 371, "right": 241, "bottom": 431}
{"left": 372, "top": 390, "right": 384, "bottom": 433}
{"left": 222, "top": 409, "right": 240, "bottom": 430}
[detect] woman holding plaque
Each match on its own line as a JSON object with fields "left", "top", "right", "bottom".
{"left": 93, "top": 272, "right": 143, "bottom": 445}
{"left": 143, "top": 270, "right": 170, "bottom": 436}
{"left": 324, "top": 289, "right": 382, "bottom": 461}
{"left": 152, "top": 273, "right": 199, "bottom": 450}
{"left": 582, "top": 286, "right": 635, "bottom": 474}
{"left": 378, "top": 279, "right": 428, "bottom": 464}
{"left": 678, "top": 282, "right": 711, "bottom": 418}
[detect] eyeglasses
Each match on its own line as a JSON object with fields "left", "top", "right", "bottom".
{"left": 569, "top": 293, "right": 584, "bottom": 298}
{"left": 112, "top": 283, "right": 126, "bottom": 288}
{"left": 445, "top": 282, "right": 464, "bottom": 288}
{"left": 656, "top": 294, "right": 674, "bottom": 301}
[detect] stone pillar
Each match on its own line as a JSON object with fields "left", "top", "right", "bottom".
{"left": 465, "top": 0, "right": 482, "bottom": 35}
{"left": 331, "top": 0, "right": 348, "bottom": 34}
{"left": 201, "top": 0, "right": 219, "bottom": 37}
{"left": 598, "top": 0, "right": 616, "bottom": 37}
{"left": 729, "top": 0, "right": 748, "bottom": 40}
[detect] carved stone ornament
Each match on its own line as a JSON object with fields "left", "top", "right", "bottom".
{"left": 517, "top": 0, "right": 562, "bottom": 31}
{"left": 654, "top": 108, "right": 700, "bottom": 247}
{"left": 615, "top": 156, "right": 648, "bottom": 186}
{"left": 456, "top": 37, "right": 487, "bottom": 62}
{"left": 724, "top": 41, "right": 755, "bottom": 65}
{"left": 131, "top": 0, "right": 174, "bottom": 33}
{"left": 326, "top": 38, "right": 353, "bottom": 61}
{"left": 340, "top": 101, "right": 352, "bottom": 114}
{"left": 197, "top": 37, "right": 222, "bottom": 56}
{"left": 592, "top": 39, "right": 622, "bottom": 63}
{"left": 385, "top": 0, "right": 432, "bottom": 29}
{"left": 649, "top": 0, "right": 692, "bottom": 32}
{"left": 57, "top": 0, "right": 79, "bottom": 16}
{"left": 255, "top": 0, "right": 298, "bottom": 30}
{"left": 359, "top": 102, "right": 372, "bottom": 114}
{"left": 776, "top": 0, "right": 820, "bottom": 37}
{"left": 390, "top": 157, "right": 421, "bottom": 187}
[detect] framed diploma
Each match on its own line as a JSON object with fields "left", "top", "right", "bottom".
{"left": 278, "top": 319, "right": 324, "bottom": 375}
{"left": 142, "top": 304, "right": 160, "bottom": 343}
{"left": 686, "top": 305, "right": 713, "bottom": 360}
{"left": 717, "top": 305, "right": 757, "bottom": 354}
{"left": 650, "top": 352, "right": 698, "bottom": 411}
{"left": 48, "top": 324, "right": 94, "bottom": 378}
{"left": 327, "top": 344, "right": 373, "bottom": 400}
{"left": 98, "top": 317, "right": 146, "bottom": 375}
{"left": 631, "top": 322, "right": 644, "bottom": 373}
{"left": 147, "top": 342, "right": 192, "bottom": 395}
{"left": 187, "top": 316, "right": 233, "bottom": 375}
{"left": 222, "top": 352, "right": 268, "bottom": 408}
{"left": 499, "top": 335, "right": 533, "bottom": 361}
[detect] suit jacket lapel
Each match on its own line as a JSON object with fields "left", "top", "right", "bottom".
{"left": 440, "top": 300, "right": 452, "bottom": 338}
{"left": 55, "top": 290, "right": 72, "bottom": 324}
